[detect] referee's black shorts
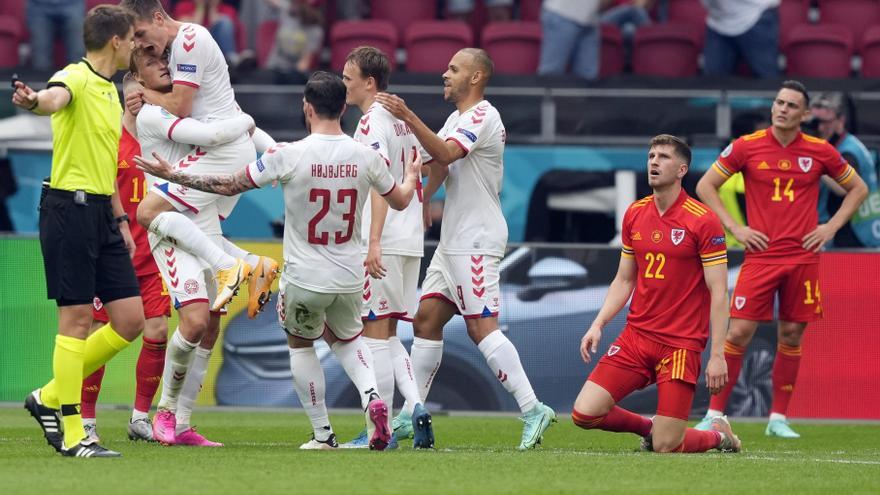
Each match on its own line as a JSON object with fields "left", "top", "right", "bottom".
{"left": 39, "top": 189, "right": 140, "bottom": 307}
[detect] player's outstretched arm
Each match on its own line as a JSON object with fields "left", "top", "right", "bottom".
{"left": 169, "top": 113, "right": 256, "bottom": 148}
{"left": 12, "top": 82, "right": 70, "bottom": 115}
{"left": 702, "top": 262, "right": 729, "bottom": 394}
{"left": 581, "top": 256, "right": 637, "bottom": 363}
{"left": 134, "top": 152, "right": 256, "bottom": 196}
{"left": 143, "top": 83, "right": 197, "bottom": 118}
{"left": 252, "top": 127, "right": 277, "bottom": 153}
{"left": 803, "top": 173, "right": 868, "bottom": 252}
{"left": 697, "top": 169, "right": 769, "bottom": 251}
{"left": 375, "top": 92, "right": 465, "bottom": 167}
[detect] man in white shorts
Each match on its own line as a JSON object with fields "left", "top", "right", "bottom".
{"left": 136, "top": 72, "right": 422, "bottom": 451}
{"left": 126, "top": 48, "right": 277, "bottom": 446}
{"left": 340, "top": 46, "right": 434, "bottom": 449}
{"left": 376, "top": 48, "right": 557, "bottom": 450}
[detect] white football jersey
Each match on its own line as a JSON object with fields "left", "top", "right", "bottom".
{"left": 436, "top": 100, "right": 508, "bottom": 257}
{"left": 246, "top": 134, "right": 396, "bottom": 293}
{"left": 168, "top": 23, "right": 240, "bottom": 124}
{"left": 354, "top": 101, "right": 425, "bottom": 257}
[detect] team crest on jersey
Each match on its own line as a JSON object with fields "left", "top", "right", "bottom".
{"left": 778, "top": 159, "right": 791, "bottom": 171}
{"left": 651, "top": 230, "right": 663, "bottom": 243}
{"left": 734, "top": 296, "right": 746, "bottom": 310}
{"left": 378, "top": 298, "right": 389, "bottom": 311}
{"left": 93, "top": 297, "right": 103, "bottom": 311}
{"left": 721, "top": 143, "right": 733, "bottom": 158}
{"left": 607, "top": 345, "right": 620, "bottom": 357}
{"left": 670, "top": 229, "right": 685, "bottom": 245}
{"left": 184, "top": 279, "right": 199, "bottom": 295}
{"left": 798, "top": 157, "right": 813, "bottom": 172}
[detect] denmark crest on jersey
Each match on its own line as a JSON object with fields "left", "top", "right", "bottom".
{"left": 671, "top": 228, "right": 685, "bottom": 246}
{"left": 798, "top": 157, "right": 813, "bottom": 173}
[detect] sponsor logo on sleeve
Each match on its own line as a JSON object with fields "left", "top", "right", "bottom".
{"left": 456, "top": 128, "right": 477, "bottom": 143}
{"left": 370, "top": 142, "right": 380, "bottom": 150}
{"left": 711, "top": 235, "right": 726, "bottom": 245}
{"left": 177, "top": 64, "right": 197, "bottom": 73}
{"left": 721, "top": 142, "right": 733, "bottom": 157}
{"left": 160, "top": 108, "right": 174, "bottom": 119}
{"left": 256, "top": 158, "right": 265, "bottom": 172}
{"left": 51, "top": 70, "right": 69, "bottom": 80}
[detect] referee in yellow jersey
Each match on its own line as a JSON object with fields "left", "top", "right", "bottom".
{"left": 12, "top": 5, "right": 144, "bottom": 458}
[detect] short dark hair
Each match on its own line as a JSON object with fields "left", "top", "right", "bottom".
{"left": 461, "top": 47, "right": 494, "bottom": 80}
{"left": 83, "top": 5, "right": 135, "bottom": 51}
{"left": 345, "top": 46, "right": 391, "bottom": 91}
{"left": 650, "top": 134, "right": 692, "bottom": 166}
{"left": 118, "top": 0, "right": 168, "bottom": 21}
{"left": 781, "top": 80, "right": 810, "bottom": 107}
{"left": 305, "top": 71, "right": 347, "bottom": 120}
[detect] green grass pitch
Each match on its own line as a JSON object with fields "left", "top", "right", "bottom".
{"left": 1, "top": 407, "right": 878, "bottom": 494}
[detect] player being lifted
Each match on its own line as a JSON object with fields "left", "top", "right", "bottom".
{"left": 376, "top": 48, "right": 556, "bottom": 450}
{"left": 136, "top": 71, "right": 422, "bottom": 451}
{"left": 574, "top": 135, "right": 741, "bottom": 454}
{"left": 694, "top": 81, "right": 868, "bottom": 437}
{"left": 340, "top": 46, "right": 433, "bottom": 449}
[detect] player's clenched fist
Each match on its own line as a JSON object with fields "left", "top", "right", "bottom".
{"left": 580, "top": 325, "right": 602, "bottom": 364}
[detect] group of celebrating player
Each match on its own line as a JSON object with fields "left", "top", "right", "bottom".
{"left": 13, "top": 0, "right": 868, "bottom": 458}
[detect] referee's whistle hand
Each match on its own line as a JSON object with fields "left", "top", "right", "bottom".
{"left": 134, "top": 152, "right": 174, "bottom": 179}
{"left": 11, "top": 81, "right": 36, "bottom": 110}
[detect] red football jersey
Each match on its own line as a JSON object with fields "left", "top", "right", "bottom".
{"left": 712, "top": 129, "right": 855, "bottom": 264}
{"left": 117, "top": 127, "right": 158, "bottom": 276}
{"left": 621, "top": 190, "right": 728, "bottom": 352}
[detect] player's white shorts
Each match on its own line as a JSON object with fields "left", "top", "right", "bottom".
{"left": 151, "top": 140, "right": 253, "bottom": 216}
{"left": 278, "top": 282, "right": 363, "bottom": 341}
{"left": 420, "top": 251, "right": 501, "bottom": 319}
{"left": 152, "top": 233, "right": 226, "bottom": 314}
{"left": 362, "top": 255, "right": 420, "bottom": 322}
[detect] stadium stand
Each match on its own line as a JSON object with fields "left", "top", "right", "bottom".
{"left": 481, "top": 21, "right": 542, "bottom": 75}
{"left": 632, "top": 23, "right": 702, "bottom": 77}
{"left": 370, "top": 0, "right": 436, "bottom": 42}
{"left": 599, "top": 23, "right": 625, "bottom": 78}
{"left": 329, "top": 19, "right": 398, "bottom": 70}
{"left": 816, "top": 0, "right": 880, "bottom": 46}
{"left": 255, "top": 19, "right": 279, "bottom": 68}
{"left": 783, "top": 23, "right": 854, "bottom": 78}
{"left": 404, "top": 20, "right": 473, "bottom": 73}
{"left": 665, "top": 0, "right": 708, "bottom": 24}
{"left": 0, "top": 16, "right": 20, "bottom": 68}
{"left": 778, "top": 0, "right": 811, "bottom": 43}
{"left": 859, "top": 25, "right": 880, "bottom": 77}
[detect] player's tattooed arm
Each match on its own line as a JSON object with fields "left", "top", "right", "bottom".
{"left": 133, "top": 152, "right": 256, "bottom": 196}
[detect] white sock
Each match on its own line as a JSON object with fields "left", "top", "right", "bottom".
{"left": 331, "top": 338, "right": 378, "bottom": 410}
{"left": 157, "top": 330, "right": 198, "bottom": 412}
{"left": 409, "top": 337, "right": 444, "bottom": 406}
{"left": 149, "top": 212, "right": 235, "bottom": 271}
{"left": 131, "top": 409, "right": 149, "bottom": 422}
{"left": 769, "top": 412, "right": 787, "bottom": 422}
{"left": 707, "top": 409, "right": 724, "bottom": 418}
{"left": 176, "top": 346, "right": 212, "bottom": 434}
{"left": 82, "top": 417, "right": 96, "bottom": 427}
{"left": 389, "top": 336, "right": 421, "bottom": 415}
{"left": 477, "top": 330, "right": 537, "bottom": 413}
{"left": 363, "top": 337, "right": 394, "bottom": 409}
{"left": 289, "top": 347, "right": 332, "bottom": 441}
{"left": 220, "top": 237, "right": 260, "bottom": 269}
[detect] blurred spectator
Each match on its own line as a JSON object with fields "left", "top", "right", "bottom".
{"left": 538, "top": 0, "right": 604, "bottom": 80}
{"left": 446, "top": 0, "right": 513, "bottom": 22}
{"left": 27, "top": 0, "right": 85, "bottom": 70}
{"left": 600, "top": 0, "right": 652, "bottom": 40}
{"left": 177, "top": 0, "right": 255, "bottom": 67}
{"left": 810, "top": 93, "right": 880, "bottom": 248}
{"left": 264, "top": 0, "right": 324, "bottom": 84}
{"left": 702, "top": 0, "right": 780, "bottom": 78}
{"left": 335, "top": 0, "right": 364, "bottom": 20}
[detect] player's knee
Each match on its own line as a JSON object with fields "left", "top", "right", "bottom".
{"left": 727, "top": 321, "right": 757, "bottom": 347}
{"left": 136, "top": 201, "right": 157, "bottom": 229}
{"left": 413, "top": 314, "right": 442, "bottom": 340}
{"left": 651, "top": 439, "right": 681, "bottom": 453}
{"left": 778, "top": 322, "right": 805, "bottom": 346}
{"left": 179, "top": 313, "right": 210, "bottom": 340}
{"left": 142, "top": 317, "right": 168, "bottom": 341}
{"left": 112, "top": 313, "right": 145, "bottom": 341}
{"left": 571, "top": 408, "right": 606, "bottom": 430}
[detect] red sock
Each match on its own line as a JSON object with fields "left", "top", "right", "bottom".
{"left": 708, "top": 341, "right": 746, "bottom": 412}
{"left": 673, "top": 429, "right": 722, "bottom": 453}
{"left": 80, "top": 365, "right": 106, "bottom": 419}
{"left": 771, "top": 344, "right": 801, "bottom": 415}
{"left": 572, "top": 406, "right": 652, "bottom": 437}
{"left": 134, "top": 336, "right": 166, "bottom": 413}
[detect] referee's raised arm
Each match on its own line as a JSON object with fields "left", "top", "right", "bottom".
{"left": 18, "top": 5, "right": 149, "bottom": 459}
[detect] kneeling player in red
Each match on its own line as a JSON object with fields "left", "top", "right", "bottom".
{"left": 573, "top": 135, "right": 741, "bottom": 453}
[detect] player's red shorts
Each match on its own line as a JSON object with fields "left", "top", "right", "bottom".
{"left": 589, "top": 325, "right": 701, "bottom": 420}
{"left": 730, "top": 261, "right": 822, "bottom": 322}
{"left": 92, "top": 272, "right": 171, "bottom": 322}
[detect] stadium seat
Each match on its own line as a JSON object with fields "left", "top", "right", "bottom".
{"left": 404, "top": 20, "right": 472, "bottom": 73}
{"left": 371, "top": 0, "right": 436, "bottom": 42}
{"left": 600, "top": 23, "right": 625, "bottom": 78}
{"left": 783, "top": 23, "right": 854, "bottom": 77}
{"left": 859, "top": 25, "right": 880, "bottom": 77}
{"left": 632, "top": 23, "right": 702, "bottom": 77}
{"left": 330, "top": 20, "right": 398, "bottom": 70}
{"left": 173, "top": 1, "right": 248, "bottom": 52}
{"left": 817, "top": 0, "right": 880, "bottom": 48}
{"left": 519, "top": 0, "right": 542, "bottom": 21}
{"left": 778, "top": 0, "right": 811, "bottom": 43}
{"left": 0, "top": 0, "right": 25, "bottom": 39}
{"left": 255, "top": 20, "right": 278, "bottom": 68}
{"left": 481, "top": 21, "right": 541, "bottom": 75}
{"left": 0, "top": 16, "right": 21, "bottom": 68}
{"left": 665, "top": 0, "right": 707, "bottom": 24}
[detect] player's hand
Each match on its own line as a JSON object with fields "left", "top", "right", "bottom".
{"left": 705, "top": 353, "right": 728, "bottom": 395}
{"left": 376, "top": 92, "right": 412, "bottom": 121}
{"left": 730, "top": 224, "right": 769, "bottom": 252}
{"left": 125, "top": 89, "right": 144, "bottom": 116}
{"left": 365, "top": 242, "right": 386, "bottom": 279}
{"left": 11, "top": 81, "right": 38, "bottom": 110}
{"left": 120, "top": 221, "right": 137, "bottom": 259}
{"left": 802, "top": 223, "right": 835, "bottom": 252}
{"left": 580, "top": 325, "right": 602, "bottom": 364}
{"left": 134, "top": 152, "right": 175, "bottom": 179}
{"left": 404, "top": 148, "right": 423, "bottom": 185}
